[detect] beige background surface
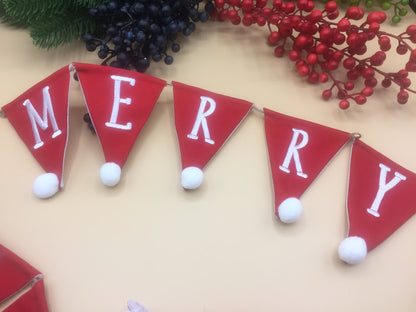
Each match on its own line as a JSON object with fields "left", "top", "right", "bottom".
{"left": 1, "top": 11, "right": 416, "bottom": 312}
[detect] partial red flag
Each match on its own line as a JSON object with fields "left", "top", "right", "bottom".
{"left": 338, "top": 139, "right": 416, "bottom": 264}
{"left": 173, "top": 81, "right": 253, "bottom": 189}
{"left": 0, "top": 245, "right": 48, "bottom": 312}
{"left": 264, "top": 108, "right": 351, "bottom": 223}
{"left": 2, "top": 65, "right": 71, "bottom": 199}
{"left": 3, "top": 279, "right": 49, "bottom": 312}
{"left": 73, "top": 63, "right": 166, "bottom": 187}
{"left": 0, "top": 245, "right": 40, "bottom": 303}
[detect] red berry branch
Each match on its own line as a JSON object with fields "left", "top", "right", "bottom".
{"left": 211, "top": 0, "right": 416, "bottom": 109}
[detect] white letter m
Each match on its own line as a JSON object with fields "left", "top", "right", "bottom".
{"left": 23, "top": 86, "right": 62, "bottom": 149}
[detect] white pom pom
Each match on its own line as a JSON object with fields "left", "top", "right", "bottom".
{"left": 100, "top": 162, "right": 121, "bottom": 187}
{"left": 277, "top": 197, "right": 303, "bottom": 223}
{"left": 33, "top": 173, "right": 60, "bottom": 199}
{"left": 338, "top": 236, "right": 367, "bottom": 265}
{"left": 181, "top": 167, "right": 204, "bottom": 190}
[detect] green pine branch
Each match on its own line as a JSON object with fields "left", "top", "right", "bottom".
{"left": 2, "top": 0, "right": 73, "bottom": 26}
{"left": 0, "top": 0, "right": 27, "bottom": 27}
{"left": 0, "top": 0, "right": 109, "bottom": 48}
{"left": 29, "top": 10, "right": 96, "bottom": 49}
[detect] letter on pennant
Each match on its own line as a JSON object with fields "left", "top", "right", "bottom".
{"left": 23, "top": 86, "right": 62, "bottom": 149}
{"left": 105, "top": 75, "right": 136, "bottom": 130}
{"left": 187, "top": 96, "right": 216, "bottom": 144}
{"left": 279, "top": 128, "right": 309, "bottom": 178}
{"left": 367, "top": 163, "right": 407, "bottom": 217}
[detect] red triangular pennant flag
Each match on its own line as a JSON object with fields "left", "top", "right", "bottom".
{"left": 2, "top": 65, "right": 71, "bottom": 199}
{"left": 338, "top": 139, "right": 416, "bottom": 264}
{"left": 0, "top": 245, "right": 42, "bottom": 304}
{"left": 172, "top": 81, "right": 253, "bottom": 189}
{"left": 264, "top": 108, "right": 351, "bottom": 223}
{"left": 73, "top": 63, "right": 166, "bottom": 187}
{"left": 3, "top": 279, "right": 49, "bottom": 312}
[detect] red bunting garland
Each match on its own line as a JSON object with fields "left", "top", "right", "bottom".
{"left": 2, "top": 63, "right": 416, "bottom": 265}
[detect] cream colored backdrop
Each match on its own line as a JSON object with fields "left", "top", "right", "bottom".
{"left": 1, "top": 12, "right": 416, "bottom": 312}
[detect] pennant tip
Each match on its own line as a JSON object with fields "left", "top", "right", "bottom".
{"left": 33, "top": 173, "right": 60, "bottom": 199}
{"left": 338, "top": 236, "right": 367, "bottom": 265}
{"left": 100, "top": 162, "right": 122, "bottom": 187}
{"left": 181, "top": 167, "right": 204, "bottom": 190}
{"left": 277, "top": 197, "right": 303, "bottom": 224}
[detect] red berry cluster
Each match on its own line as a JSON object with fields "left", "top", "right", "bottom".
{"left": 211, "top": 0, "right": 416, "bottom": 109}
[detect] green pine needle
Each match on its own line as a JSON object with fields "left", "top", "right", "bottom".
{"left": 75, "top": 0, "right": 109, "bottom": 7}
{"left": 0, "top": 1, "right": 5, "bottom": 17}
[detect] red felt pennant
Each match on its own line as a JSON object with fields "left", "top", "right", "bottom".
{"left": 346, "top": 139, "right": 416, "bottom": 252}
{"left": 264, "top": 108, "right": 351, "bottom": 222}
{"left": 0, "top": 245, "right": 42, "bottom": 304}
{"left": 3, "top": 279, "right": 49, "bottom": 312}
{"left": 74, "top": 62, "right": 166, "bottom": 169}
{"left": 173, "top": 81, "right": 253, "bottom": 180}
{"left": 2, "top": 65, "right": 71, "bottom": 189}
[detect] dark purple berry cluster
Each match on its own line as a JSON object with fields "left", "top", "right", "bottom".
{"left": 83, "top": 0, "right": 215, "bottom": 72}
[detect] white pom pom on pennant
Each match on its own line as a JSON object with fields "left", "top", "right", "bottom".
{"left": 338, "top": 236, "right": 367, "bottom": 265}
{"left": 278, "top": 197, "right": 303, "bottom": 223}
{"left": 33, "top": 173, "right": 60, "bottom": 199}
{"left": 181, "top": 166, "right": 204, "bottom": 190}
{"left": 100, "top": 162, "right": 121, "bottom": 187}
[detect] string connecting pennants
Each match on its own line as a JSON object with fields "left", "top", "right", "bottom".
{"left": 2, "top": 63, "right": 416, "bottom": 265}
